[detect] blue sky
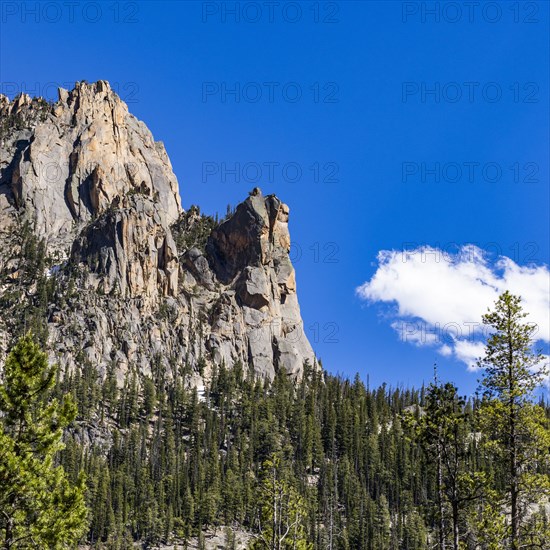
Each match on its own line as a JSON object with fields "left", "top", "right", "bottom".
{"left": 1, "top": 1, "right": 549, "bottom": 395}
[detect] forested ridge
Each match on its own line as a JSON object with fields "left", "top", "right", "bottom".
{"left": 53, "top": 348, "right": 549, "bottom": 549}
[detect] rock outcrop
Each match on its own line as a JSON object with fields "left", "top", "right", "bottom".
{"left": 0, "top": 81, "right": 316, "bottom": 384}
{"left": 0, "top": 80, "right": 181, "bottom": 252}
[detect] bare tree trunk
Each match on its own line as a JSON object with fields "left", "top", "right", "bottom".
{"left": 437, "top": 440, "right": 446, "bottom": 550}
{"left": 328, "top": 442, "right": 337, "bottom": 550}
{"left": 452, "top": 501, "right": 459, "bottom": 550}
{"left": 510, "top": 398, "right": 518, "bottom": 550}
{"left": 3, "top": 507, "right": 14, "bottom": 550}
{"left": 508, "top": 331, "right": 519, "bottom": 550}
{"left": 272, "top": 465, "right": 278, "bottom": 550}
{"left": 328, "top": 490, "right": 334, "bottom": 550}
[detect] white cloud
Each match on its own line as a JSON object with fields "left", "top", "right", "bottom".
{"left": 356, "top": 245, "right": 550, "bottom": 370}
{"left": 438, "top": 344, "right": 453, "bottom": 357}
{"left": 453, "top": 340, "right": 486, "bottom": 371}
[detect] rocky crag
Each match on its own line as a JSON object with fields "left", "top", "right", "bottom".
{"left": 0, "top": 80, "right": 316, "bottom": 387}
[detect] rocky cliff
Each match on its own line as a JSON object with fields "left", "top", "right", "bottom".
{"left": 0, "top": 81, "right": 316, "bottom": 386}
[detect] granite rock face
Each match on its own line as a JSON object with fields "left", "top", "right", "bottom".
{"left": 0, "top": 80, "right": 181, "bottom": 251}
{"left": 0, "top": 82, "right": 316, "bottom": 384}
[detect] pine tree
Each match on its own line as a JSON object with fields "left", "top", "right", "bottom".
{"left": 0, "top": 333, "right": 88, "bottom": 548}
{"left": 250, "top": 455, "right": 312, "bottom": 550}
{"left": 477, "top": 291, "right": 550, "bottom": 549}
{"left": 416, "top": 370, "right": 485, "bottom": 550}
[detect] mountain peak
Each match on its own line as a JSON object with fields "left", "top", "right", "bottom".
{"left": 0, "top": 80, "right": 316, "bottom": 382}
{"left": 0, "top": 80, "right": 181, "bottom": 252}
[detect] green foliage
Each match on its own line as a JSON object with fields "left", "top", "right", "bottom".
{"left": 249, "top": 455, "right": 312, "bottom": 550}
{"left": 477, "top": 291, "right": 550, "bottom": 549}
{"left": 0, "top": 221, "right": 63, "bottom": 345}
{"left": 0, "top": 333, "right": 88, "bottom": 548}
{"left": 471, "top": 489, "right": 508, "bottom": 550}
{"left": 171, "top": 206, "right": 218, "bottom": 254}
{"left": 412, "top": 374, "right": 485, "bottom": 550}
{"left": 14, "top": 328, "right": 550, "bottom": 550}
{"left": 478, "top": 290, "right": 547, "bottom": 400}
{"left": 0, "top": 97, "right": 51, "bottom": 140}
{"left": 54, "top": 362, "right": 439, "bottom": 549}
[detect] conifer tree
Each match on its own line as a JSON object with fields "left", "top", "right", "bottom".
{"left": 250, "top": 455, "right": 312, "bottom": 550}
{"left": 477, "top": 291, "right": 550, "bottom": 549}
{"left": 0, "top": 333, "right": 88, "bottom": 548}
{"left": 417, "top": 370, "right": 485, "bottom": 550}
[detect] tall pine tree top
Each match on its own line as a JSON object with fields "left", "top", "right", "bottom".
{"left": 478, "top": 290, "right": 546, "bottom": 401}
